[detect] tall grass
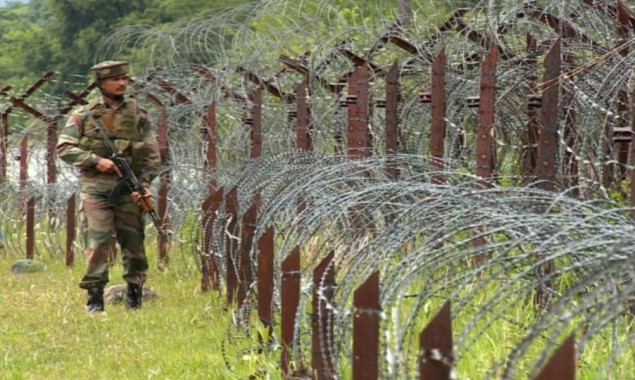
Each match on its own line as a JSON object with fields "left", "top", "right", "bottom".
{"left": 0, "top": 249, "right": 278, "bottom": 380}
{"left": 3, "top": 243, "right": 635, "bottom": 379}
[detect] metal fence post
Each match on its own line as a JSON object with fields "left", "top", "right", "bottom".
{"left": 201, "top": 188, "right": 223, "bottom": 292}
{"left": 353, "top": 271, "right": 380, "bottom": 379}
{"left": 534, "top": 39, "right": 561, "bottom": 309}
{"left": 524, "top": 33, "right": 540, "bottom": 179}
{"left": 347, "top": 62, "right": 372, "bottom": 159}
{"left": 65, "top": 192, "right": 76, "bottom": 267}
{"left": 281, "top": 246, "right": 301, "bottom": 374}
{"left": 0, "top": 109, "right": 9, "bottom": 184}
{"left": 201, "top": 101, "right": 221, "bottom": 292}
{"left": 533, "top": 335, "right": 576, "bottom": 380}
{"left": 257, "top": 226, "right": 274, "bottom": 334}
{"left": 225, "top": 187, "right": 239, "bottom": 305}
{"left": 296, "top": 77, "right": 312, "bottom": 151}
{"left": 536, "top": 38, "right": 561, "bottom": 192}
{"left": 419, "top": 301, "right": 453, "bottom": 380}
{"left": 312, "top": 251, "right": 336, "bottom": 379}
{"left": 385, "top": 60, "right": 400, "bottom": 179}
{"left": 430, "top": 49, "right": 447, "bottom": 185}
{"left": 156, "top": 105, "right": 170, "bottom": 269}
{"left": 475, "top": 46, "right": 498, "bottom": 183}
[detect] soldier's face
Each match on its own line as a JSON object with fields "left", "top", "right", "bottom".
{"left": 100, "top": 75, "right": 129, "bottom": 96}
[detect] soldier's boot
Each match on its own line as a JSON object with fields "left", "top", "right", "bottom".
{"left": 86, "top": 287, "right": 105, "bottom": 313}
{"left": 125, "top": 282, "right": 143, "bottom": 310}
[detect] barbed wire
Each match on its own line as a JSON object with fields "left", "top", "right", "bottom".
{"left": 2, "top": 0, "right": 635, "bottom": 378}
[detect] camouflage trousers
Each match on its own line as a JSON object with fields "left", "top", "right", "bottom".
{"left": 78, "top": 189, "right": 148, "bottom": 289}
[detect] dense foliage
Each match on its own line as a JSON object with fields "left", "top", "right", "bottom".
{"left": 0, "top": 0, "right": 483, "bottom": 90}
{"left": 0, "top": 0, "right": 256, "bottom": 88}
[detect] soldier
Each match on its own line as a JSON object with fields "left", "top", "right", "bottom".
{"left": 56, "top": 61, "right": 160, "bottom": 312}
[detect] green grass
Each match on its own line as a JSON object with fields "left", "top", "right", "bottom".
{"left": 0, "top": 251, "right": 278, "bottom": 380}
{"left": 3, "top": 243, "right": 635, "bottom": 379}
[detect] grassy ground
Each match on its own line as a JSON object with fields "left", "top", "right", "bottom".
{"left": 0, "top": 251, "right": 273, "bottom": 380}
{"left": 4, "top": 247, "right": 635, "bottom": 379}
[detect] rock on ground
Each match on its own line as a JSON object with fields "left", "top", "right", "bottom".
{"left": 104, "top": 284, "right": 160, "bottom": 304}
{"left": 11, "top": 259, "right": 46, "bottom": 274}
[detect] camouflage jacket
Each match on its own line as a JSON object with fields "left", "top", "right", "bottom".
{"left": 56, "top": 96, "right": 160, "bottom": 189}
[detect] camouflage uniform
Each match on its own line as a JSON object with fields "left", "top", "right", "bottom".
{"left": 56, "top": 62, "right": 160, "bottom": 291}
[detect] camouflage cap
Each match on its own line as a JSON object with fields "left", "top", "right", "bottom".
{"left": 90, "top": 61, "right": 129, "bottom": 80}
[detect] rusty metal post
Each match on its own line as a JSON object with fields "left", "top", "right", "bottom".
{"left": 296, "top": 77, "right": 313, "bottom": 151}
{"left": 424, "top": 49, "right": 449, "bottom": 250}
{"left": 281, "top": 246, "right": 301, "bottom": 374}
{"left": 251, "top": 87, "right": 263, "bottom": 158}
{"left": 46, "top": 119, "right": 57, "bottom": 185}
{"left": 26, "top": 197, "right": 35, "bottom": 260}
{"left": 536, "top": 39, "right": 561, "bottom": 192}
{"left": 295, "top": 78, "right": 311, "bottom": 217}
{"left": 344, "top": 63, "right": 372, "bottom": 233}
{"left": 312, "top": 251, "right": 336, "bottom": 380}
{"left": 614, "top": 0, "right": 632, "bottom": 181}
{"left": 239, "top": 195, "right": 259, "bottom": 304}
{"left": 0, "top": 110, "right": 8, "bottom": 184}
{"left": 532, "top": 335, "right": 575, "bottom": 380}
{"left": 563, "top": 98, "right": 579, "bottom": 195}
{"left": 18, "top": 136, "right": 35, "bottom": 259}
{"left": 385, "top": 60, "right": 401, "bottom": 179}
{"left": 471, "top": 47, "right": 498, "bottom": 265}
{"left": 45, "top": 116, "right": 61, "bottom": 231}
{"left": 201, "top": 188, "right": 223, "bottom": 292}
{"left": 347, "top": 62, "right": 372, "bottom": 159}
{"left": 225, "top": 187, "right": 239, "bottom": 305}
{"left": 204, "top": 102, "right": 218, "bottom": 182}
{"left": 156, "top": 106, "right": 170, "bottom": 270}
{"left": 430, "top": 49, "right": 447, "bottom": 185}
{"left": 132, "top": 76, "right": 187, "bottom": 270}
{"left": 475, "top": 46, "right": 498, "bottom": 183}
{"left": 201, "top": 101, "right": 221, "bottom": 291}
{"left": 65, "top": 192, "right": 76, "bottom": 267}
{"left": 19, "top": 136, "right": 28, "bottom": 190}
{"left": 562, "top": 52, "right": 579, "bottom": 196}
{"left": 238, "top": 87, "right": 263, "bottom": 304}
{"left": 524, "top": 33, "right": 541, "bottom": 180}
{"left": 419, "top": 301, "right": 453, "bottom": 380}
{"left": 352, "top": 271, "right": 380, "bottom": 380}
{"left": 630, "top": 58, "right": 635, "bottom": 215}
{"left": 534, "top": 39, "right": 561, "bottom": 309}
{"left": 257, "top": 226, "right": 274, "bottom": 333}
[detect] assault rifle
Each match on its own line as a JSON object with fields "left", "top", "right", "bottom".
{"left": 87, "top": 112, "right": 169, "bottom": 240}
{"left": 107, "top": 154, "right": 169, "bottom": 241}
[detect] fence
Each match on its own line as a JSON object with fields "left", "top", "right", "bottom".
{"left": 2, "top": 1, "right": 635, "bottom": 378}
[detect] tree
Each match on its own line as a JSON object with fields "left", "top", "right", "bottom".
{"left": 0, "top": 0, "right": 59, "bottom": 87}
{"left": 44, "top": 0, "right": 151, "bottom": 75}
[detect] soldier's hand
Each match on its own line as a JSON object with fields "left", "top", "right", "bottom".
{"left": 131, "top": 188, "right": 154, "bottom": 212}
{"left": 95, "top": 157, "right": 123, "bottom": 177}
